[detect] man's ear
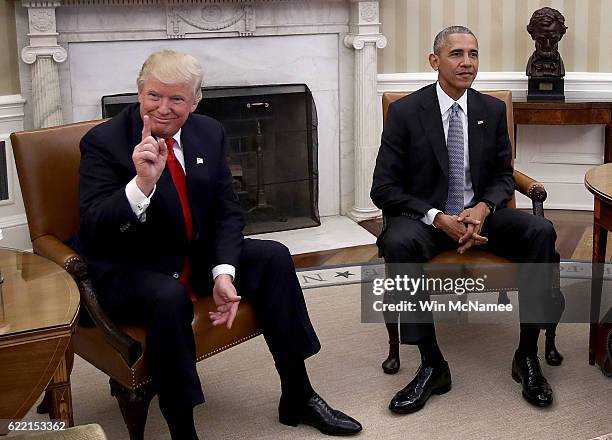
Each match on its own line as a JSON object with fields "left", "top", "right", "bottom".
{"left": 429, "top": 53, "right": 439, "bottom": 71}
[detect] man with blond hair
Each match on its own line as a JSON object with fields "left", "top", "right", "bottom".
{"left": 78, "top": 50, "right": 361, "bottom": 439}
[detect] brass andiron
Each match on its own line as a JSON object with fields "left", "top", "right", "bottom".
{"left": 244, "top": 102, "right": 286, "bottom": 223}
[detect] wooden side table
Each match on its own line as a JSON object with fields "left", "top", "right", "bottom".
{"left": 513, "top": 102, "right": 612, "bottom": 163}
{"left": 584, "top": 163, "right": 612, "bottom": 374}
{"left": 0, "top": 249, "right": 80, "bottom": 433}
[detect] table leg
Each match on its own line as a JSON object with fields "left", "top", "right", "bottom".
{"left": 605, "top": 122, "right": 612, "bottom": 164}
{"left": 590, "top": 203, "right": 607, "bottom": 365}
{"left": 47, "top": 344, "right": 75, "bottom": 426}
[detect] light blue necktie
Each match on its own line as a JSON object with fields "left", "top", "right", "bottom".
{"left": 444, "top": 103, "right": 465, "bottom": 215}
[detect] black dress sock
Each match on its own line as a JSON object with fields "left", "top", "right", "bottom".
{"left": 160, "top": 403, "right": 198, "bottom": 440}
{"left": 516, "top": 326, "right": 540, "bottom": 358}
{"left": 275, "top": 359, "right": 315, "bottom": 408}
{"left": 417, "top": 335, "right": 445, "bottom": 367}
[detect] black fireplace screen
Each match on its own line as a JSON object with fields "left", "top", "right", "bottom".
{"left": 101, "top": 84, "right": 320, "bottom": 235}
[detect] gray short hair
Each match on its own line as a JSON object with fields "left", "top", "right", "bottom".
{"left": 433, "top": 26, "right": 477, "bottom": 55}
{"left": 137, "top": 50, "right": 203, "bottom": 103}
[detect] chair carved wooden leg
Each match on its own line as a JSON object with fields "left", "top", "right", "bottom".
{"left": 545, "top": 287, "right": 565, "bottom": 366}
{"left": 382, "top": 322, "right": 400, "bottom": 374}
{"left": 36, "top": 391, "right": 51, "bottom": 414}
{"left": 110, "top": 379, "right": 155, "bottom": 440}
{"left": 497, "top": 290, "right": 510, "bottom": 305}
{"left": 545, "top": 324, "right": 563, "bottom": 366}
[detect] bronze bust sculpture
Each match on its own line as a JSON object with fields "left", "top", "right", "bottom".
{"left": 526, "top": 7, "right": 568, "bottom": 100}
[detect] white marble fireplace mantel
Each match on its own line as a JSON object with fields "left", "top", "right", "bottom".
{"left": 15, "top": 0, "right": 387, "bottom": 220}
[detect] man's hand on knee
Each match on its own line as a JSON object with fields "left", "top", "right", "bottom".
{"left": 210, "top": 274, "right": 241, "bottom": 330}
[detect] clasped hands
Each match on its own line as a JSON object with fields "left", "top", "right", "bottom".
{"left": 433, "top": 202, "right": 491, "bottom": 254}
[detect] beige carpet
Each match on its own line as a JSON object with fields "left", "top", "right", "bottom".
{"left": 571, "top": 227, "right": 612, "bottom": 261}
{"left": 16, "top": 285, "right": 612, "bottom": 440}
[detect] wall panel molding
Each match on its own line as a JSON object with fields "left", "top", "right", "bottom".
{"left": 378, "top": 71, "right": 612, "bottom": 102}
{"left": 0, "top": 94, "right": 31, "bottom": 250}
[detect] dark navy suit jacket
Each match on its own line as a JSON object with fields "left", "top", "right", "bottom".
{"left": 371, "top": 84, "right": 515, "bottom": 219}
{"left": 78, "top": 104, "right": 244, "bottom": 290}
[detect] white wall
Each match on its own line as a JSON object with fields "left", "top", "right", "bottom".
{"left": 0, "top": 95, "right": 31, "bottom": 250}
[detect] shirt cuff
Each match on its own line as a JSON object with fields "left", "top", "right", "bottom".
{"left": 421, "top": 208, "right": 442, "bottom": 227}
{"left": 212, "top": 264, "right": 236, "bottom": 281}
{"left": 125, "top": 177, "right": 155, "bottom": 222}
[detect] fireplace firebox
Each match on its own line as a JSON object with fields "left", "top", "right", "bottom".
{"left": 101, "top": 84, "right": 320, "bottom": 235}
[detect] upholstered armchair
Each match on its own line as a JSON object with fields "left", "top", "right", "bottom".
{"left": 378, "top": 91, "right": 559, "bottom": 374}
{"left": 11, "top": 121, "right": 261, "bottom": 440}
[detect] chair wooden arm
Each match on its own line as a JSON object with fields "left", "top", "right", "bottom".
{"left": 513, "top": 169, "right": 547, "bottom": 217}
{"left": 32, "top": 234, "right": 142, "bottom": 366}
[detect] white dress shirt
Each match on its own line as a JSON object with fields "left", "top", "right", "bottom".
{"left": 125, "top": 128, "right": 235, "bottom": 280}
{"left": 421, "top": 82, "right": 475, "bottom": 226}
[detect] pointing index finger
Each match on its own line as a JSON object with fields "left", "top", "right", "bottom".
{"left": 142, "top": 115, "right": 151, "bottom": 140}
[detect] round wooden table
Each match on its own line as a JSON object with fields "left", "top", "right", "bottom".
{"left": 584, "top": 163, "right": 612, "bottom": 374}
{"left": 0, "top": 249, "right": 79, "bottom": 433}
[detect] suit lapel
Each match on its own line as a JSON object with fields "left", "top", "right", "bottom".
{"left": 180, "top": 116, "right": 205, "bottom": 235}
{"left": 418, "top": 85, "right": 448, "bottom": 178}
{"left": 467, "top": 89, "right": 485, "bottom": 192}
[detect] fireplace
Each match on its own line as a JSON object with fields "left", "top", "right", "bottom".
{"left": 102, "top": 84, "right": 319, "bottom": 235}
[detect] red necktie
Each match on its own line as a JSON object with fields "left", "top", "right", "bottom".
{"left": 165, "top": 137, "right": 196, "bottom": 302}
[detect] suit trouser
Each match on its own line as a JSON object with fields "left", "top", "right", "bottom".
{"left": 95, "top": 238, "right": 321, "bottom": 411}
{"left": 378, "top": 208, "right": 559, "bottom": 344}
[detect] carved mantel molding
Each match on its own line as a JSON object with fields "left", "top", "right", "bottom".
{"left": 21, "top": 45, "right": 67, "bottom": 64}
{"left": 344, "top": 34, "right": 387, "bottom": 51}
{"left": 168, "top": 4, "right": 256, "bottom": 37}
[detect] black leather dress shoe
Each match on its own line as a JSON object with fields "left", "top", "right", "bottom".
{"left": 279, "top": 393, "right": 362, "bottom": 436}
{"left": 511, "top": 354, "right": 553, "bottom": 407}
{"left": 388, "top": 361, "right": 451, "bottom": 414}
{"left": 545, "top": 345, "right": 564, "bottom": 366}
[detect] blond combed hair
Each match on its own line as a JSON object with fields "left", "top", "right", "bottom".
{"left": 137, "top": 50, "right": 203, "bottom": 102}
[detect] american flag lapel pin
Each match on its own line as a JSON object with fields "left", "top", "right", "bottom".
{"left": 196, "top": 157, "right": 204, "bottom": 165}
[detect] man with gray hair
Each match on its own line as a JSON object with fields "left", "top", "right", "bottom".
{"left": 372, "top": 26, "right": 560, "bottom": 413}
{"left": 78, "top": 50, "right": 362, "bottom": 439}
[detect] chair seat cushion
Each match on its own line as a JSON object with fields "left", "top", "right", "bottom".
{"left": 73, "top": 296, "right": 260, "bottom": 390}
{"left": 427, "top": 249, "right": 518, "bottom": 292}
{"left": 429, "top": 249, "right": 511, "bottom": 265}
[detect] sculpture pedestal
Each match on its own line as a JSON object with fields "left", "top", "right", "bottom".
{"left": 527, "top": 77, "right": 565, "bottom": 101}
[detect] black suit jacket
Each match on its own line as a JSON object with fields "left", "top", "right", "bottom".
{"left": 371, "top": 84, "right": 514, "bottom": 219}
{"left": 78, "top": 104, "right": 244, "bottom": 287}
